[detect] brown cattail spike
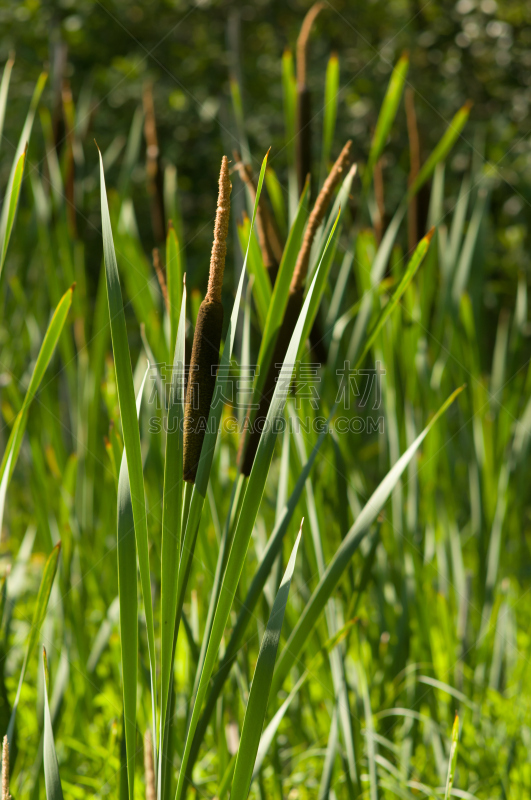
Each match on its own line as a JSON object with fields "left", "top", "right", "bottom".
{"left": 233, "top": 151, "right": 283, "bottom": 285}
{"left": 238, "top": 141, "right": 354, "bottom": 476}
{"left": 143, "top": 82, "right": 166, "bottom": 243}
{"left": 295, "top": 2, "right": 325, "bottom": 195}
{"left": 206, "top": 156, "right": 231, "bottom": 304}
{"left": 153, "top": 248, "right": 169, "bottom": 313}
{"left": 296, "top": 2, "right": 325, "bottom": 87}
{"left": 373, "top": 158, "right": 385, "bottom": 245}
{"left": 143, "top": 730, "right": 156, "bottom": 800}
{"left": 405, "top": 88, "right": 420, "bottom": 253}
{"left": 292, "top": 139, "right": 352, "bottom": 292}
{"left": 183, "top": 157, "right": 232, "bottom": 483}
{"left": 2, "top": 736, "right": 11, "bottom": 800}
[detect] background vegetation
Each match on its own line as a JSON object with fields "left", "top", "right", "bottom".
{"left": 0, "top": 1, "right": 530, "bottom": 799}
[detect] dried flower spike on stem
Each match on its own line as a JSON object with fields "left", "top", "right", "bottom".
{"left": 291, "top": 139, "right": 352, "bottom": 292}
{"left": 206, "top": 157, "right": 231, "bottom": 304}
{"left": 183, "top": 156, "right": 231, "bottom": 483}
{"left": 2, "top": 736, "right": 11, "bottom": 800}
{"left": 153, "top": 247, "right": 169, "bottom": 313}
{"left": 296, "top": 2, "right": 325, "bottom": 195}
{"left": 238, "top": 141, "right": 352, "bottom": 476}
{"left": 233, "top": 151, "right": 283, "bottom": 285}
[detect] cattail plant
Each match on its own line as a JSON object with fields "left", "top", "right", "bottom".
{"left": 296, "top": 2, "right": 324, "bottom": 195}
{"left": 233, "top": 151, "right": 284, "bottom": 285}
{"left": 152, "top": 247, "right": 169, "bottom": 314}
{"left": 143, "top": 81, "right": 166, "bottom": 244}
{"left": 0, "top": 17, "right": 490, "bottom": 800}
{"left": 183, "top": 155, "right": 231, "bottom": 483}
{"left": 238, "top": 139, "right": 352, "bottom": 476}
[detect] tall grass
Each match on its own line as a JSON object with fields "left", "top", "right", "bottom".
{"left": 0, "top": 12, "right": 528, "bottom": 800}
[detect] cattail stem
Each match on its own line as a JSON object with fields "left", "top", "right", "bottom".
{"left": 143, "top": 730, "right": 156, "bottom": 800}
{"left": 406, "top": 88, "right": 420, "bottom": 252}
{"left": 183, "top": 157, "right": 231, "bottom": 483}
{"left": 62, "top": 80, "right": 77, "bottom": 238}
{"left": 2, "top": 736, "right": 11, "bottom": 800}
{"left": 143, "top": 81, "right": 166, "bottom": 244}
{"left": 153, "top": 248, "right": 169, "bottom": 313}
{"left": 233, "top": 152, "right": 283, "bottom": 285}
{"left": 296, "top": 2, "right": 325, "bottom": 195}
{"left": 373, "top": 158, "right": 385, "bottom": 245}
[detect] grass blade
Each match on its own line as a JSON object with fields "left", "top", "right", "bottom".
{"left": 355, "top": 227, "right": 434, "bottom": 368}
{"left": 319, "top": 53, "right": 340, "bottom": 187}
{"left": 7, "top": 542, "right": 61, "bottom": 743}
{"left": 118, "top": 367, "right": 149, "bottom": 800}
{"left": 230, "top": 525, "right": 302, "bottom": 800}
{"left": 42, "top": 648, "right": 64, "bottom": 800}
{"left": 253, "top": 620, "right": 357, "bottom": 781}
{"left": 0, "top": 148, "right": 26, "bottom": 274}
{"left": 236, "top": 212, "right": 271, "bottom": 329}
{"left": 444, "top": 715, "right": 459, "bottom": 800}
{"left": 158, "top": 283, "right": 187, "bottom": 797}
{"left": 254, "top": 177, "right": 309, "bottom": 395}
{"left": 0, "top": 285, "right": 74, "bottom": 520}
{"left": 0, "top": 56, "right": 14, "bottom": 152}
{"left": 272, "top": 387, "right": 464, "bottom": 694}
{"left": 166, "top": 223, "right": 182, "bottom": 357}
{"left": 175, "top": 181, "right": 340, "bottom": 800}
{"left": 409, "top": 102, "right": 472, "bottom": 198}
{"left": 185, "top": 410, "right": 333, "bottom": 782}
{"left": 98, "top": 146, "right": 157, "bottom": 753}
{"left": 363, "top": 52, "right": 409, "bottom": 192}
{"left": 0, "top": 70, "right": 47, "bottom": 280}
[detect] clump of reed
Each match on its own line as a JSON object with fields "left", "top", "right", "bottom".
{"left": 238, "top": 139, "right": 352, "bottom": 475}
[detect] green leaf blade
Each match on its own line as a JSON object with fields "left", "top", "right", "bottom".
{"left": 231, "top": 526, "right": 302, "bottom": 800}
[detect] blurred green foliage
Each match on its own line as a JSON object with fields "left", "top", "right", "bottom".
{"left": 1, "top": 0, "right": 530, "bottom": 294}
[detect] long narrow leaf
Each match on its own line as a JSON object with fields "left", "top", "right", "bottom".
{"left": 319, "top": 54, "right": 340, "bottom": 187}
{"left": 0, "top": 285, "right": 73, "bottom": 491}
{"left": 7, "top": 542, "right": 61, "bottom": 742}
{"left": 255, "top": 176, "right": 310, "bottom": 396}
{"left": 363, "top": 53, "right": 409, "bottom": 191}
{"left": 231, "top": 525, "right": 302, "bottom": 799}
{"left": 42, "top": 648, "right": 64, "bottom": 800}
{"left": 444, "top": 715, "right": 460, "bottom": 800}
{"left": 0, "top": 57, "right": 14, "bottom": 152}
{"left": 98, "top": 147, "right": 157, "bottom": 749}
{"left": 0, "top": 70, "right": 47, "bottom": 279}
{"left": 175, "top": 201, "right": 341, "bottom": 800}
{"left": 0, "top": 149, "right": 26, "bottom": 272}
{"left": 158, "top": 283, "right": 187, "bottom": 797}
{"left": 166, "top": 224, "right": 182, "bottom": 357}
{"left": 118, "top": 368, "right": 149, "bottom": 800}
{"left": 409, "top": 102, "right": 472, "bottom": 198}
{"left": 355, "top": 227, "right": 434, "bottom": 368}
{"left": 272, "top": 387, "right": 464, "bottom": 694}
{"left": 185, "top": 409, "right": 334, "bottom": 781}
